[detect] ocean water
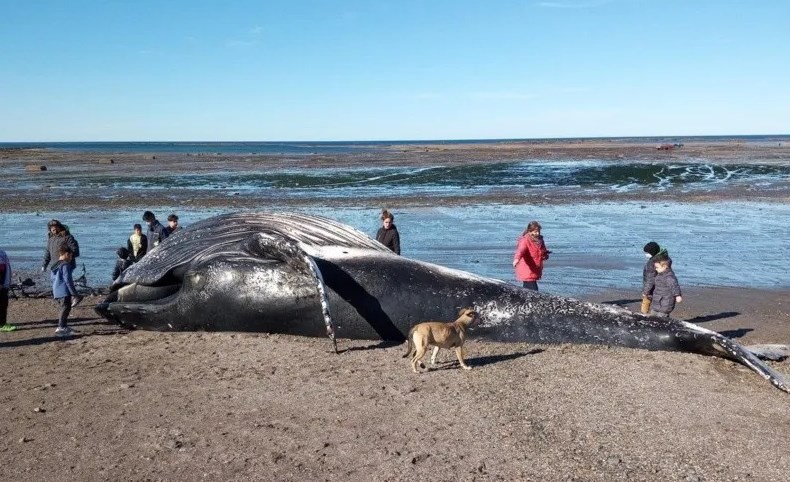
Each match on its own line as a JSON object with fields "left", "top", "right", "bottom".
{"left": 1, "top": 135, "right": 787, "bottom": 154}
{"left": 2, "top": 202, "right": 788, "bottom": 296}
{"left": 5, "top": 161, "right": 790, "bottom": 200}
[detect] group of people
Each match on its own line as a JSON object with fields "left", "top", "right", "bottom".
{"left": 0, "top": 211, "right": 183, "bottom": 336}
{"left": 376, "top": 210, "right": 681, "bottom": 319}
{"left": 113, "top": 212, "right": 181, "bottom": 280}
{"left": 0, "top": 209, "right": 684, "bottom": 336}
{"left": 511, "top": 220, "right": 682, "bottom": 317}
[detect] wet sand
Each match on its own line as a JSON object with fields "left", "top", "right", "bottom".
{"left": 2, "top": 138, "right": 790, "bottom": 211}
{"left": 0, "top": 287, "right": 788, "bottom": 481}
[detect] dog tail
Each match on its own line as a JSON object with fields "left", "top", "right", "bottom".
{"left": 402, "top": 326, "right": 416, "bottom": 358}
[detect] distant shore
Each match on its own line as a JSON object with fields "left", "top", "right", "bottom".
{"left": 2, "top": 138, "right": 789, "bottom": 212}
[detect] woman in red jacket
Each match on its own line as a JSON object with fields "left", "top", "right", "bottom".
{"left": 513, "top": 221, "right": 550, "bottom": 291}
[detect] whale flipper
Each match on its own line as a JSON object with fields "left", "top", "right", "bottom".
{"left": 244, "top": 231, "right": 338, "bottom": 353}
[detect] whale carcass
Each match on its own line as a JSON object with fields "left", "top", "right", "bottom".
{"left": 95, "top": 212, "right": 789, "bottom": 394}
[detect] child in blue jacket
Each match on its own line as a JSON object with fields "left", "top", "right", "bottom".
{"left": 50, "top": 246, "right": 83, "bottom": 336}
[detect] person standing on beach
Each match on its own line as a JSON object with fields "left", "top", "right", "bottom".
{"left": 165, "top": 213, "right": 181, "bottom": 235}
{"left": 0, "top": 247, "right": 15, "bottom": 332}
{"left": 42, "top": 219, "right": 80, "bottom": 271}
{"left": 513, "top": 221, "right": 550, "bottom": 291}
{"left": 127, "top": 224, "right": 148, "bottom": 262}
{"left": 641, "top": 241, "right": 671, "bottom": 314}
{"left": 376, "top": 209, "right": 401, "bottom": 255}
{"left": 50, "top": 246, "right": 82, "bottom": 336}
{"left": 648, "top": 255, "right": 682, "bottom": 318}
{"left": 142, "top": 211, "right": 169, "bottom": 252}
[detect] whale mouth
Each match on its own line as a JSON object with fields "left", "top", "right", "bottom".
{"left": 95, "top": 282, "right": 182, "bottom": 329}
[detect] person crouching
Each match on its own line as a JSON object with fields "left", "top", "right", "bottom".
{"left": 50, "top": 246, "right": 83, "bottom": 336}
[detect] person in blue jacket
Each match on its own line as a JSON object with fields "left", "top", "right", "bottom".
{"left": 50, "top": 246, "right": 83, "bottom": 336}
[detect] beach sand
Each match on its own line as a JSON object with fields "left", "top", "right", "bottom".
{"left": 0, "top": 288, "right": 788, "bottom": 481}
{"left": 2, "top": 139, "right": 789, "bottom": 480}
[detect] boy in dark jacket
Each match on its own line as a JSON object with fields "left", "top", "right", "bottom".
{"left": 127, "top": 224, "right": 148, "bottom": 262}
{"left": 112, "top": 247, "right": 133, "bottom": 280}
{"left": 648, "top": 256, "right": 682, "bottom": 318}
{"left": 50, "top": 246, "right": 82, "bottom": 336}
{"left": 641, "top": 241, "right": 671, "bottom": 313}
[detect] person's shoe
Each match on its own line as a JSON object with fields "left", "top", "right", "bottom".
{"left": 54, "top": 327, "right": 75, "bottom": 337}
{"left": 71, "top": 296, "right": 84, "bottom": 308}
{"left": 0, "top": 324, "right": 17, "bottom": 332}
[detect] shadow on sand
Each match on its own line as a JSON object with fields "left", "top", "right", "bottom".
{"left": 0, "top": 326, "right": 126, "bottom": 349}
{"left": 601, "top": 298, "right": 642, "bottom": 307}
{"left": 338, "top": 340, "right": 403, "bottom": 354}
{"left": 718, "top": 328, "right": 753, "bottom": 339}
{"left": 428, "top": 349, "right": 543, "bottom": 370}
{"left": 684, "top": 312, "right": 740, "bottom": 324}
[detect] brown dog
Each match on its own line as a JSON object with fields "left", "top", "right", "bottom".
{"left": 402, "top": 308, "right": 479, "bottom": 373}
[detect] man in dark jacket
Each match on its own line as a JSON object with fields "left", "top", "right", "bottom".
{"left": 42, "top": 219, "right": 79, "bottom": 271}
{"left": 376, "top": 209, "right": 401, "bottom": 255}
{"left": 142, "top": 211, "right": 169, "bottom": 252}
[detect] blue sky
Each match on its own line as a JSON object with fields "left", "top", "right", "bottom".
{"left": 1, "top": 0, "right": 788, "bottom": 141}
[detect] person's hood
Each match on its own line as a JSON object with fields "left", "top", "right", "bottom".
{"left": 50, "top": 259, "right": 69, "bottom": 273}
{"left": 650, "top": 248, "right": 669, "bottom": 261}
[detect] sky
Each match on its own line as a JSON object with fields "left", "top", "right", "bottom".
{"left": 1, "top": 0, "right": 789, "bottom": 141}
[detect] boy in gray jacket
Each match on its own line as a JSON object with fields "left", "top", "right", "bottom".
{"left": 648, "top": 256, "right": 682, "bottom": 318}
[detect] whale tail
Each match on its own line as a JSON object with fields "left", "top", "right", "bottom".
{"left": 710, "top": 333, "right": 790, "bottom": 394}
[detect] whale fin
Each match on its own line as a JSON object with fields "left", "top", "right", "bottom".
{"left": 745, "top": 344, "right": 790, "bottom": 362}
{"left": 245, "top": 231, "right": 338, "bottom": 354}
{"left": 712, "top": 335, "right": 790, "bottom": 394}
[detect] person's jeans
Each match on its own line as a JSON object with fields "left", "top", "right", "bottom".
{"left": 0, "top": 288, "right": 8, "bottom": 325}
{"left": 57, "top": 295, "right": 72, "bottom": 328}
{"left": 522, "top": 281, "right": 539, "bottom": 291}
{"left": 648, "top": 310, "right": 669, "bottom": 318}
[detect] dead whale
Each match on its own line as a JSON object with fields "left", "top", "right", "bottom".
{"left": 95, "top": 212, "right": 789, "bottom": 394}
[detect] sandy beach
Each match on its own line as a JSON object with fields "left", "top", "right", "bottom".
{"left": 1, "top": 139, "right": 789, "bottom": 480}
{"left": 0, "top": 287, "right": 788, "bottom": 481}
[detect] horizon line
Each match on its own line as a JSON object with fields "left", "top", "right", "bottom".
{"left": 2, "top": 133, "right": 789, "bottom": 144}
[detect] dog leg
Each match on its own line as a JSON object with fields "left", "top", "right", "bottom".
{"left": 430, "top": 346, "right": 440, "bottom": 367}
{"left": 455, "top": 346, "right": 472, "bottom": 370}
{"left": 411, "top": 345, "right": 428, "bottom": 374}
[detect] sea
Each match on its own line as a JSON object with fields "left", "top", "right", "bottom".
{"left": 1, "top": 137, "right": 789, "bottom": 295}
